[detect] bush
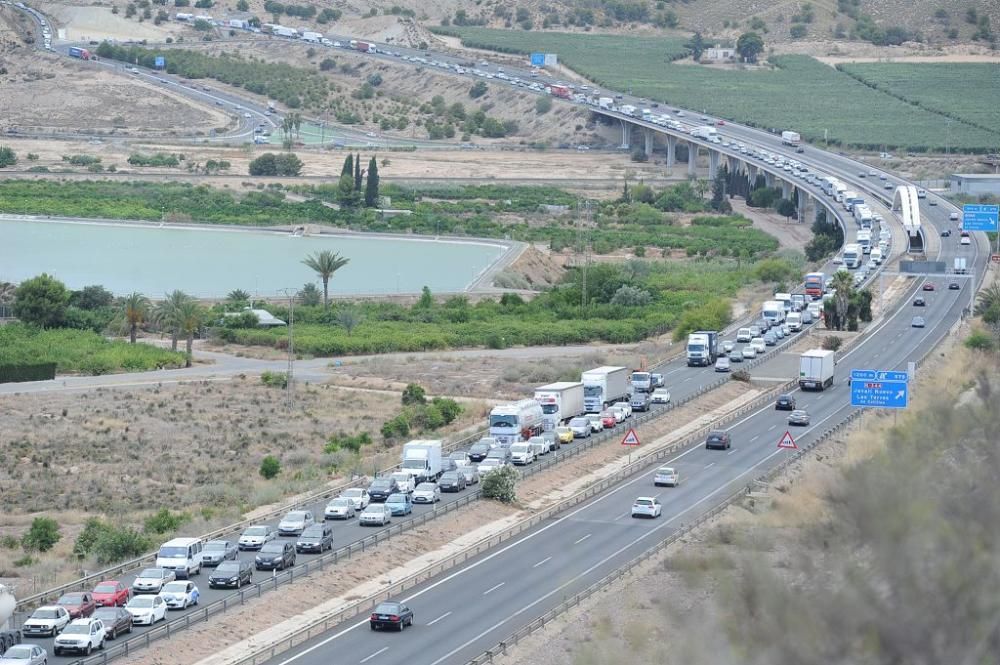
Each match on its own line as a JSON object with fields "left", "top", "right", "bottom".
{"left": 128, "top": 152, "right": 180, "bottom": 167}
{"left": 482, "top": 464, "right": 518, "bottom": 502}
{"left": 401, "top": 383, "right": 427, "bottom": 405}
{"left": 143, "top": 508, "right": 190, "bottom": 534}
{"left": 73, "top": 518, "right": 151, "bottom": 564}
{"left": 21, "top": 517, "right": 61, "bottom": 553}
{"left": 0, "top": 146, "right": 17, "bottom": 168}
{"left": 535, "top": 96, "right": 552, "bottom": 114}
{"left": 821, "top": 335, "right": 843, "bottom": 351}
{"left": 249, "top": 152, "right": 303, "bottom": 176}
{"left": 260, "top": 370, "right": 288, "bottom": 388}
{"left": 259, "top": 455, "right": 281, "bottom": 479}
{"left": 469, "top": 81, "right": 488, "bottom": 98}
{"left": 324, "top": 431, "right": 372, "bottom": 454}
{"left": 731, "top": 369, "right": 752, "bottom": 383}
{"left": 964, "top": 329, "right": 995, "bottom": 352}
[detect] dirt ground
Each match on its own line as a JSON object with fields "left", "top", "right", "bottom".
{"left": 35, "top": 0, "right": 181, "bottom": 42}
{"left": 0, "top": 376, "right": 487, "bottom": 588}
{"left": 730, "top": 199, "right": 813, "bottom": 253}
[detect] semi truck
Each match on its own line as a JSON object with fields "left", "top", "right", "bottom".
{"left": 857, "top": 229, "right": 873, "bottom": 254}
{"left": 954, "top": 257, "right": 967, "bottom": 274}
{"left": 1, "top": 583, "right": 20, "bottom": 653}
{"left": 355, "top": 40, "right": 375, "bottom": 53}
{"left": 781, "top": 130, "right": 801, "bottom": 147}
{"left": 762, "top": 300, "right": 786, "bottom": 326}
{"left": 301, "top": 31, "right": 323, "bottom": 42}
{"left": 630, "top": 371, "right": 653, "bottom": 393}
{"left": 273, "top": 25, "right": 298, "bottom": 37}
{"left": 68, "top": 46, "right": 92, "bottom": 59}
{"left": 690, "top": 125, "right": 718, "bottom": 140}
{"left": 581, "top": 366, "right": 630, "bottom": 412}
{"left": 488, "top": 399, "right": 544, "bottom": 446}
{"left": 175, "top": 12, "right": 194, "bottom": 20}
{"left": 804, "top": 272, "right": 825, "bottom": 299}
{"left": 533, "top": 382, "right": 585, "bottom": 431}
{"left": 686, "top": 331, "right": 719, "bottom": 367}
{"left": 401, "top": 440, "right": 443, "bottom": 483}
{"left": 842, "top": 243, "right": 862, "bottom": 269}
{"left": 549, "top": 84, "right": 571, "bottom": 99}
{"left": 799, "top": 349, "right": 835, "bottom": 390}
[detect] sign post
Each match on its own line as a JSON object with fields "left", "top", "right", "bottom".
{"left": 850, "top": 369, "right": 910, "bottom": 409}
{"left": 621, "top": 428, "right": 640, "bottom": 464}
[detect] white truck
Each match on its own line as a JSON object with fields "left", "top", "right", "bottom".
{"left": 401, "top": 440, "right": 443, "bottom": 483}
{"left": 630, "top": 371, "right": 653, "bottom": 393}
{"left": 581, "top": 366, "right": 630, "bottom": 412}
{"left": 273, "top": 25, "right": 298, "bottom": 37}
{"left": 842, "top": 243, "right": 862, "bottom": 269}
{"left": 1, "top": 583, "right": 20, "bottom": 653}
{"left": 488, "top": 399, "right": 544, "bottom": 446}
{"left": 799, "top": 349, "right": 835, "bottom": 390}
{"left": 786, "top": 311, "right": 803, "bottom": 332}
{"left": 690, "top": 125, "right": 717, "bottom": 140}
{"left": 619, "top": 104, "right": 636, "bottom": 117}
{"left": 301, "top": 31, "right": 323, "bottom": 42}
{"left": 533, "top": 382, "right": 585, "bottom": 431}
{"left": 686, "top": 331, "right": 719, "bottom": 367}
{"left": 954, "top": 257, "right": 967, "bottom": 274}
{"left": 598, "top": 97, "right": 613, "bottom": 110}
{"left": 762, "top": 300, "right": 786, "bottom": 327}
{"left": 781, "top": 130, "right": 801, "bottom": 147}
{"left": 857, "top": 229, "right": 873, "bottom": 254}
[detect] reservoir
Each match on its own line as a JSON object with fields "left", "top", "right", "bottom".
{"left": 0, "top": 218, "right": 508, "bottom": 297}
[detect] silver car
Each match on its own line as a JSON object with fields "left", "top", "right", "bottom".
{"left": 278, "top": 510, "right": 315, "bottom": 536}
{"left": 0, "top": 644, "right": 48, "bottom": 665}
{"left": 455, "top": 464, "right": 480, "bottom": 485}
{"left": 568, "top": 417, "right": 592, "bottom": 438}
{"left": 338, "top": 488, "right": 370, "bottom": 510}
{"left": 359, "top": 504, "right": 391, "bottom": 526}
{"left": 324, "top": 498, "right": 356, "bottom": 520}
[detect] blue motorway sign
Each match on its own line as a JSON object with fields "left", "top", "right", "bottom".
{"left": 850, "top": 369, "right": 908, "bottom": 382}
{"left": 530, "top": 52, "right": 545, "bottom": 66}
{"left": 155, "top": 56, "right": 166, "bottom": 69}
{"left": 962, "top": 204, "right": 999, "bottom": 232}
{"left": 851, "top": 377, "right": 908, "bottom": 409}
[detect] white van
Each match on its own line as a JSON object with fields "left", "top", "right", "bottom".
{"left": 509, "top": 443, "right": 535, "bottom": 466}
{"left": 870, "top": 248, "right": 883, "bottom": 265}
{"left": 736, "top": 327, "right": 752, "bottom": 343}
{"left": 749, "top": 337, "right": 767, "bottom": 354}
{"left": 786, "top": 312, "right": 803, "bottom": 332}
{"left": 155, "top": 537, "right": 204, "bottom": 579}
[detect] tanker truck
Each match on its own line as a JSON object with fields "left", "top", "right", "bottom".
{"left": 1, "top": 583, "right": 22, "bottom": 653}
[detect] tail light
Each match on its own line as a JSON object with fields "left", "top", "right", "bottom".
{"left": 389, "top": 615, "right": 400, "bottom": 621}
{"left": 371, "top": 613, "right": 378, "bottom": 620}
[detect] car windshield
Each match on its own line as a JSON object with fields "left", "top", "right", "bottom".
{"left": 329, "top": 498, "right": 351, "bottom": 507}
{"left": 260, "top": 542, "right": 285, "bottom": 553}
{"left": 570, "top": 418, "right": 589, "bottom": 427}
{"left": 489, "top": 415, "right": 517, "bottom": 428}
{"left": 658, "top": 468, "right": 674, "bottom": 475}
{"left": 387, "top": 494, "right": 406, "bottom": 503}
{"left": 243, "top": 526, "right": 268, "bottom": 536}
{"left": 364, "top": 505, "right": 385, "bottom": 513}
{"left": 158, "top": 546, "right": 189, "bottom": 558}
{"left": 374, "top": 602, "right": 402, "bottom": 614}
{"left": 204, "top": 541, "right": 227, "bottom": 551}
{"left": 94, "top": 584, "right": 119, "bottom": 593}
{"left": 215, "top": 562, "right": 241, "bottom": 573}
{"left": 342, "top": 489, "right": 363, "bottom": 497}
{"left": 138, "top": 568, "right": 163, "bottom": 579}
{"left": 283, "top": 512, "right": 307, "bottom": 521}
{"left": 162, "top": 582, "right": 188, "bottom": 593}
{"left": 441, "top": 473, "right": 459, "bottom": 481}
{"left": 416, "top": 483, "right": 436, "bottom": 491}
{"left": 62, "top": 624, "right": 90, "bottom": 635}
{"left": 33, "top": 608, "right": 62, "bottom": 619}
{"left": 2, "top": 645, "right": 34, "bottom": 658}
{"left": 370, "top": 480, "right": 391, "bottom": 489}
{"left": 635, "top": 499, "right": 653, "bottom": 506}
{"left": 58, "top": 594, "right": 84, "bottom": 604}
{"left": 301, "top": 525, "right": 324, "bottom": 536}
{"left": 129, "top": 597, "right": 155, "bottom": 607}
{"left": 481, "top": 459, "right": 500, "bottom": 466}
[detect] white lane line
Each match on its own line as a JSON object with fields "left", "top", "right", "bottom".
{"left": 767, "top": 425, "right": 777, "bottom": 431}
{"left": 614, "top": 513, "right": 627, "bottom": 520}
{"left": 360, "top": 647, "right": 388, "bottom": 663}
{"left": 727, "top": 449, "right": 737, "bottom": 455}
{"left": 533, "top": 556, "right": 552, "bottom": 568}
{"left": 426, "top": 612, "right": 452, "bottom": 626}
{"left": 750, "top": 435, "right": 759, "bottom": 442}
{"left": 483, "top": 582, "right": 505, "bottom": 596}
{"left": 705, "top": 462, "right": 715, "bottom": 469}
{"left": 574, "top": 534, "right": 592, "bottom": 545}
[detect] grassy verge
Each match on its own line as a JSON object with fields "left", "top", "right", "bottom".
{"left": 432, "top": 27, "right": 999, "bottom": 151}
{"left": 0, "top": 323, "right": 186, "bottom": 375}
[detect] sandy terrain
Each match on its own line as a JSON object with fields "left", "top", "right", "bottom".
{"left": 0, "top": 375, "right": 486, "bottom": 587}
{"left": 36, "top": 1, "right": 179, "bottom": 42}
{"left": 730, "top": 199, "right": 813, "bottom": 252}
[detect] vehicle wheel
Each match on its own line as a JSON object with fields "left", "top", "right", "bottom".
{"left": 53, "top": 649, "right": 61, "bottom": 657}
{"left": 109, "top": 627, "right": 117, "bottom": 640}
{"left": 370, "top": 623, "right": 377, "bottom": 631}
{"left": 100, "top": 638, "right": 106, "bottom": 650}
{"left": 84, "top": 644, "right": 92, "bottom": 656}
{"left": 398, "top": 621, "right": 405, "bottom": 632}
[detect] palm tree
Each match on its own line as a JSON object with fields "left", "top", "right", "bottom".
{"left": 302, "top": 251, "right": 350, "bottom": 308}
{"left": 227, "top": 289, "right": 251, "bottom": 309}
{"left": 176, "top": 299, "right": 204, "bottom": 368}
{"left": 0, "top": 281, "right": 15, "bottom": 317}
{"left": 122, "top": 292, "right": 150, "bottom": 344}
{"left": 974, "top": 283, "right": 1000, "bottom": 318}
{"left": 831, "top": 270, "right": 854, "bottom": 331}
{"left": 154, "top": 290, "right": 192, "bottom": 351}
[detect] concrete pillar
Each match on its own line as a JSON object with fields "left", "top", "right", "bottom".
{"left": 781, "top": 180, "right": 792, "bottom": 200}
{"left": 687, "top": 142, "right": 697, "bottom": 177}
{"left": 644, "top": 129, "right": 654, "bottom": 158}
{"left": 764, "top": 171, "right": 774, "bottom": 187}
{"left": 666, "top": 135, "right": 677, "bottom": 168}
{"left": 708, "top": 149, "right": 720, "bottom": 180}
{"left": 726, "top": 155, "right": 738, "bottom": 175}
{"left": 747, "top": 164, "right": 758, "bottom": 184}
{"left": 797, "top": 191, "right": 808, "bottom": 223}
{"left": 620, "top": 121, "right": 631, "bottom": 149}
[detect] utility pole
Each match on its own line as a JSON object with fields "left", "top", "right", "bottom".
{"left": 278, "top": 288, "right": 296, "bottom": 410}
{"left": 579, "top": 200, "right": 592, "bottom": 308}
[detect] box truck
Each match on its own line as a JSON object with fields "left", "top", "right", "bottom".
{"left": 781, "top": 130, "right": 801, "bottom": 147}
{"left": 762, "top": 300, "right": 786, "bottom": 326}
{"left": 533, "top": 382, "right": 585, "bottom": 431}
{"left": 581, "top": 366, "right": 630, "bottom": 412}
{"left": 686, "top": 331, "right": 719, "bottom": 367}
{"left": 630, "top": 371, "right": 653, "bottom": 393}
{"left": 804, "top": 272, "right": 825, "bottom": 299}
{"left": 68, "top": 46, "right": 92, "bottom": 59}
{"left": 488, "top": 399, "right": 544, "bottom": 446}
{"left": 401, "top": 440, "right": 443, "bottom": 483}
{"left": 799, "top": 349, "right": 835, "bottom": 390}
{"left": 301, "top": 31, "right": 323, "bottom": 42}
{"left": 598, "top": 97, "right": 614, "bottom": 110}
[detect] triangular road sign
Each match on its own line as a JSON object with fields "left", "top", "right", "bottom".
{"left": 621, "top": 428, "right": 641, "bottom": 447}
{"left": 777, "top": 430, "right": 798, "bottom": 450}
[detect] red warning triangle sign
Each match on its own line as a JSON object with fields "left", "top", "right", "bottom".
{"left": 621, "top": 428, "right": 641, "bottom": 447}
{"left": 777, "top": 430, "right": 798, "bottom": 450}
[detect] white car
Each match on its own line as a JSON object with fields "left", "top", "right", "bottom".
{"left": 53, "top": 618, "right": 106, "bottom": 656}
{"left": 749, "top": 337, "right": 767, "bottom": 354}
{"left": 654, "top": 466, "right": 679, "bottom": 487}
{"left": 238, "top": 525, "right": 278, "bottom": 550}
{"left": 324, "top": 497, "right": 356, "bottom": 520}
{"left": 477, "top": 458, "right": 504, "bottom": 476}
{"left": 721, "top": 340, "right": 735, "bottom": 355}
{"left": 611, "top": 401, "right": 633, "bottom": 418}
{"left": 243, "top": 111, "right": 251, "bottom": 118}
{"left": 390, "top": 472, "right": 416, "bottom": 494}
{"left": 584, "top": 413, "right": 605, "bottom": 432}
{"left": 131, "top": 568, "right": 175, "bottom": 594}
{"left": 509, "top": 443, "right": 535, "bottom": 466}
{"left": 741, "top": 346, "right": 757, "bottom": 360}
{"left": 158, "top": 581, "right": 199, "bottom": 610}
{"left": 359, "top": 503, "right": 391, "bottom": 526}
{"left": 0, "top": 644, "right": 48, "bottom": 664}
{"left": 278, "top": 510, "right": 315, "bottom": 536}
{"left": 630, "top": 497, "right": 663, "bottom": 519}
{"left": 125, "top": 595, "right": 167, "bottom": 625}
{"left": 412, "top": 482, "right": 441, "bottom": 504}
{"left": 651, "top": 388, "right": 671, "bottom": 404}
{"left": 21, "top": 605, "right": 71, "bottom": 637}
{"left": 338, "top": 487, "right": 370, "bottom": 510}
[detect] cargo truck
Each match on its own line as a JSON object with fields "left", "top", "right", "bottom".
{"left": 630, "top": 371, "right": 653, "bottom": 393}
{"left": 781, "top": 130, "right": 801, "bottom": 147}
{"left": 804, "top": 272, "right": 825, "bottom": 299}
{"left": 857, "top": 229, "right": 872, "bottom": 254}
{"left": 690, "top": 125, "right": 718, "bottom": 140}
{"left": 301, "top": 31, "right": 323, "bottom": 42}
{"left": 273, "top": 25, "right": 298, "bottom": 37}
{"left": 954, "top": 257, "right": 967, "bottom": 274}
{"left": 534, "top": 382, "right": 585, "bottom": 431}
{"left": 598, "top": 97, "right": 613, "bottom": 110}
{"left": 549, "top": 84, "right": 571, "bottom": 99}
{"left": 686, "top": 331, "right": 719, "bottom": 367}
{"left": 489, "top": 399, "right": 544, "bottom": 446}
{"left": 762, "top": 300, "right": 786, "bottom": 326}
{"left": 401, "top": 440, "right": 443, "bottom": 483}
{"left": 68, "top": 46, "right": 92, "bottom": 59}
{"left": 619, "top": 104, "right": 636, "bottom": 117}
{"left": 581, "top": 366, "right": 630, "bottom": 412}
{"left": 799, "top": 349, "right": 835, "bottom": 390}
{"left": 355, "top": 40, "right": 375, "bottom": 53}
{"left": 842, "top": 243, "right": 862, "bottom": 269}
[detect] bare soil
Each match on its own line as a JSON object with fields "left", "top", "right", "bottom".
{"left": 0, "top": 376, "right": 485, "bottom": 587}
{"left": 729, "top": 199, "right": 813, "bottom": 253}
{"left": 35, "top": 1, "right": 181, "bottom": 42}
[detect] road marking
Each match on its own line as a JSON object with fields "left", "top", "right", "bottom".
{"left": 750, "top": 435, "right": 759, "bottom": 442}
{"left": 614, "top": 513, "right": 627, "bottom": 520}
{"left": 483, "top": 582, "right": 505, "bottom": 595}
{"left": 767, "top": 425, "right": 777, "bottom": 431}
{"left": 727, "top": 449, "right": 737, "bottom": 455}
{"left": 360, "top": 647, "right": 388, "bottom": 663}
{"left": 574, "top": 534, "right": 592, "bottom": 545}
{"left": 532, "top": 556, "right": 552, "bottom": 568}
{"left": 426, "top": 612, "right": 452, "bottom": 626}
{"left": 705, "top": 462, "right": 715, "bottom": 469}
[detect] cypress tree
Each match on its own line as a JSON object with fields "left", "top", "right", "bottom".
{"left": 341, "top": 154, "right": 353, "bottom": 177}
{"left": 354, "top": 153, "right": 362, "bottom": 191}
{"left": 365, "top": 157, "right": 380, "bottom": 207}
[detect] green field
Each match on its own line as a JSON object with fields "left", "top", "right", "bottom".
{"left": 434, "top": 27, "right": 1000, "bottom": 152}
{"left": 837, "top": 63, "right": 1000, "bottom": 139}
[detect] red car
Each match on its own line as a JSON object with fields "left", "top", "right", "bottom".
{"left": 93, "top": 580, "right": 131, "bottom": 607}
{"left": 922, "top": 282, "right": 935, "bottom": 291}
{"left": 716, "top": 120, "right": 726, "bottom": 126}
{"left": 56, "top": 591, "right": 97, "bottom": 619}
{"left": 600, "top": 411, "right": 618, "bottom": 429}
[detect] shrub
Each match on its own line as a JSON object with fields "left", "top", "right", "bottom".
{"left": 143, "top": 508, "right": 190, "bottom": 534}
{"left": 821, "top": 335, "right": 843, "bottom": 351}
{"left": 430, "top": 396, "right": 462, "bottom": 424}
{"left": 401, "top": 383, "right": 427, "bottom": 405}
{"left": 0, "top": 146, "right": 17, "bottom": 168}
{"left": 259, "top": 455, "right": 282, "bottom": 479}
{"left": 381, "top": 413, "right": 411, "bottom": 439}
{"left": 1, "top": 535, "right": 19, "bottom": 549}
{"left": 731, "top": 369, "right": 752, "bottom": 383}
{"left": 73, "top": 518, "right": 151, "bottom": 563}
{"left": 964, "top": 329, "right": 995, "bottom": 352}
{"left": 260, "top": 370, "right": 288, "bottom": 388}
{"left": 535, "top": 96, "right": 552, "bottom": 114}
{"left": 324, "top": 431, "right": 372, "bottom": 454}
{"left": 21, "top": 517, "right": 61, "bottom": 552}
{"left": 482, "top": 464, "right": 518, "bottom": 502}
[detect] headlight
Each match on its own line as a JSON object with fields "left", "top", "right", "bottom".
{"left": 228, "top": 576, "right": 239, "bottom": 582}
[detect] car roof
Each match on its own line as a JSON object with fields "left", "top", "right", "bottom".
{"left": 635, "top": 496, "right": 656, "bottom": 502}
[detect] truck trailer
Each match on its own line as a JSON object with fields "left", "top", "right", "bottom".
{"left": 781, "top": 130, "right": 801, "bottom": 147}
{"left": 686, "top": 331, "right": 719, "bottom": 367}
{"left": 301, "top": 31, "right": 323, "bottom": 42}
{"left": 598, "top": 96, "right": 613, "bottom": 110}
{"left": 488, "top": 399, "right": 544, "bottom": 446}
{"left": 533, "top": 382, "right": 585, "bottom": 431}
{"left": 549, "top": 84, "right": 571, "bottom": 99}
{"left": 68, "top": 46, "right": 92, "bottom": 59}
{"left": 581, "top": 366, "right": 630, "bottom": 412}
{"left": 401, "top": 440, "right": 443, "bottom": 483}
{"left": 799, "top": 349, "right": 835, "bottom": 390}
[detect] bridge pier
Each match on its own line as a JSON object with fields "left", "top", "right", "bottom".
{"left": 644, "top": 130, "right": 654, "bottom": 158}
{"left": 687, "top": 142, "right": 697, "bottom": 177}
{"left": 798, "top": 191, "right": 809, "bottom": 223}
{"left": 747, "top": 164, "right": 758, "bottom": 184}
{"left": 666, "top": 135, "right": 677, "bottom": 168}
{"left": 620, "top": 120, "right": 632, "bottom": 150}
{"left": 781, "top": 180, "right": 792, "bottom": 200}
{"left": 764, "top": 171, "right": 775, "bottom": 187}
{"left": 708, "top": 150, "right": 720, "bottom": 180}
